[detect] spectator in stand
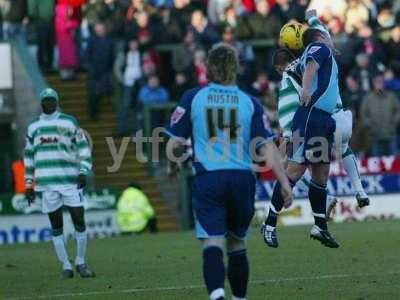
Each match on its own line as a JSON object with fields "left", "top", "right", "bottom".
{"left": 125, "top": 10, "right": 155, "bottom": 43}
{"left": 360, "top": 73, "right": 400, "bottom": 156}
{"left": 85, "top": 21, "right": 114, "bottom": 120}
{"left": 323, "top": 9, "right": 354, "bottom": 78}
{"left": 270, "top": 0, "right": 306, "bottom": 23}
{"left": 27, "top": 0, "right": 55, "bottom": 70}
{"left": 260, "top": 92, "right": 279, "bottom": 135}
{"left": 344, "top": 0, "right": 370, "bottom": 34}
{"left": 385, "top": 26, "right": 400, "bottom": 77}
{"left": 376, "top": 7, "right": 396, "bottom": 31}
{"left": 82, "top": 0, "right": 104, "bottom": 29}
{"left": 101, "top": 0, "right": 127, "bottom": 40}
{"left": 343, "top": 76, "right": 364, "bottom": 118}
{"left": 250, "top": 71, "right": 270, "bottom": 97}
{"left": 307, "top": 0, "right": 347, "bottom": 20}
{"left": 138, "top": 74, "right": 170, "bottom": 127}
{"left": 221, "top": 25, "right": 254, "bottom": 88}
{"left": 138, "top": 74, "right": 169, "bottom": 105}
{"left": 125, "top": 0, "right": 146, "bottom": 25}
{"left": 189, "top": 10, "right": 219, "bottom": 47}
{"left": 221, "top": 5, "right": 252, "bottom": 40}
{"left": 171, "top": 72, "right": 192, "bottom": 101}
{"left": 221, "top": 5, "right": 238, "bottom": 29}
{"left": 207, "top": 0, "right": 232, "bottom": 25}
{"left": 193, "top": 48, "right": 208, "bottom": 86}
{"left": 172, "top": 30, "right": 197, "bottom": 77}
{"left": 55, "top": 0, "right": 80, "bottom": 80}
{"left": 353, "top": 22, "right": 385, "bottom": 63}
{"left": 349, "top": 53, "right": 378, "bottom": 93}
{"left": 171, "top": 0, "right": 195, "bottom": 30}
{"left": 114, "top": 39, "right": 143, "bottom": 136}
{"left": 248, "top": 0, "right": 281, "bottom": 39}
{"left": 1, "top": 0, "right": 28, "bottom": 40}
{"left": 156, "top": 5, "right": 183, "bottom": 44}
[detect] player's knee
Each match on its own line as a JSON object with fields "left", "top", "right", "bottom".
{"left": 202, "top": 237, "right": 225, "bottom": 251}
{"left": 286, "top": 163, "right": 306, "bottom": 182}
{"left": 311, "top": 164, "right": 329, "bottom": 185}
{"left": 52, "top": 228, "right": 63, "bottom": 237}
{"left": 226, "top": 236, "right": 246, "bottom": 253}
{"left": 72, "top": 217, "right": 86, "bottom": 232}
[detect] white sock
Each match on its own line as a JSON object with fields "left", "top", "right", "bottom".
{"left": 52, "top": 235, "right": 72, "bottom": 270}
{"left": 342, "top": 154, "right": 364, "bottom": 193}
{"left": 210, "top": 288, "right": 225, "bottom": 300}
{"left": 75, "top": 231, "right": 87, "bottom": 266}
{"left": 232, "top": 296, "right": 246, "bottom": 300}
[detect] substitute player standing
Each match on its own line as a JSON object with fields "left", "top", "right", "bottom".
{"left": 166, "top": 43, "right": 292, "bottom": 300}
{"left": 24, "top": 88, "right": 95, "bottom": 278}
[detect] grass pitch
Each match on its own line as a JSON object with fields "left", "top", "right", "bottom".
{"left": 2, "top": 220, "right": 400, "bottom": 300}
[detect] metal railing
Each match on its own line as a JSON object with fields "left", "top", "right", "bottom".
{"left": 142, "top": 102, "right": 177, "bottom": 173}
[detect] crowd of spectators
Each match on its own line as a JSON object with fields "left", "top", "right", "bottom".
{"left": 1, "top": 0, "right": 400, "bottom": 156}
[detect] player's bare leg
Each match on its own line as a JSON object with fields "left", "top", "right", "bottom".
{"left": 48, "top": 207, "right": 73, "bottom": 278}
{"left": 309, "top": 164, "right": 339, "bottom": 248}
{"left": 262, "top": 161, "right": 306, "bottom": 248}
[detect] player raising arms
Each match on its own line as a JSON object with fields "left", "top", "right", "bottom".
{"left": 265, "top": 49, "right": 339, "bottom": 231}
{"left": 166, "top": 43, "right": 292, "bottom": 300}
{"left": 262, "top": 10, "right": 346, "bottom": 249}
{"left": 306, "top": 11, "right": 370, "bottom": 208}
{"left": 262, "top": 11, "right": 370, "bottom": 249}
{"left": 24, "top": 88, "right": 95, "bottom": 278}
{"left": 262, "top": 46, "right": 370, "bottom": 247}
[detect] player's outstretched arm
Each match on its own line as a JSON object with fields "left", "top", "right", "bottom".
{"left": 306, "top": 9, "right": 331, "bottom": 39}
{"left": 259, "top": 142, "right": 293, "bottom": 208}
{"left": 300, "top": 60, "right": 318, "bottom": 106}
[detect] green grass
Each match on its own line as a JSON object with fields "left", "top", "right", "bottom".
{"left": 2, "top": 220, "right": 400, "bottom": 300}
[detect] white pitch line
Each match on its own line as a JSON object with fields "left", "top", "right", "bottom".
{"left": 4, "top": 272, "right": 396, "bottom": 300}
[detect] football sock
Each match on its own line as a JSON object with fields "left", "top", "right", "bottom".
{"left": 75, "top": 228, "right": 87, "bottom": 266}
{"left": 203, "top": 246, "right": 225, "bottom": 300}
{"left": 265, "top": 179, "right": 296, "bottom": 227}
{"left": 342, "top": 150, "right": 364, "bottom": 194}
{"left": 265, "top": 182, "right": 284, "bottom": 227}
{"left": 297, "top": 170, "right": 311, "bottom": 192}
{"left": 309, "top": 180, "right": 328, "bottom": 230}
{"left": 228, "top": 249, "right": 249, "bottom": 299}
{"left": 52, "top": 229, "right": 72, "bottom": 270}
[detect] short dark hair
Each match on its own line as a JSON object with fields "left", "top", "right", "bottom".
{"left": 207, "top": 43, "right": 239, "bottom": 85}
{"left": 272, "top": 48, "right": 295, "bottom": 67}
{"left": 302, "top": 28, "right": 324, "bottom": 47}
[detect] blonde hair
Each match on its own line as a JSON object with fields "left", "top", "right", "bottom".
{"left": 206, "top": 43, "right": 239, "bottom": 85}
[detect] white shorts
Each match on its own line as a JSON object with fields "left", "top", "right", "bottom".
{"left": 41, "top": 188, "right": 85, "bottom": 214}
{"left": 332, "top": 109, "right": 353, "bottom": 154}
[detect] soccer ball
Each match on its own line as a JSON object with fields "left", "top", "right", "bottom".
{"left": 279, "top": 22, "right": 305, "bottom": 50}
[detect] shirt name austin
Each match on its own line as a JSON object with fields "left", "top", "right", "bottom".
{"left": 207, "top": 93, "right": 239, "bottom": 105}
